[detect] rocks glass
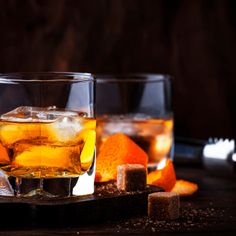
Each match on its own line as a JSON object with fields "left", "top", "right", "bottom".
{"left": 96, "top": 74, "right": 173, "bottom": 171}
{"left": 0, "top": 72, "right": 96, "bottom": 197}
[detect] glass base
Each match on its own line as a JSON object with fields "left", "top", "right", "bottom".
{"left": 17, "top": 188, "right": 57, "bottom": 198}
{"left": 10, "top": 157, "right": 96, "bottom": 198}
{"left": 14, "top": 177, "right": 69, "bottom": 198}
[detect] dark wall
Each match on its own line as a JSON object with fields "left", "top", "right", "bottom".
{"left": 0, "top": 0, "right": 236, "bottom": 140}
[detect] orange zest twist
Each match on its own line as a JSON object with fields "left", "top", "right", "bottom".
{"left": 171, "top": 179, "right": 198, "bottom": 196}
{"left": 0, "top": 143, "right": 10, "bottom": 164}
{"left": 147, "top": 159, "right": 176, "bottom": 191}
{"left": 95, "top": 133, "right": 148, "bottom": 182}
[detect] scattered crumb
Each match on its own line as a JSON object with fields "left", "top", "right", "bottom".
{"left": 110, "top": 204, "right": 227, "bottom": 233}
{"left": 95, "top": 181, "right": 154, "bottom": 197}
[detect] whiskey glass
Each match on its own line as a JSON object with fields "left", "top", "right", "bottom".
{"left": 95, "top": 74, "right": 173, "bottom": 171}
{"left": 0, "top": 72, "right": 95, "bottom": 197}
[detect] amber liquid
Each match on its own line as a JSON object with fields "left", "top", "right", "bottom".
{"left": 97, "top": 115, "right": 173, "bottom": 167}
{"left": 0, "top": 117, "right": 96, "bottom": 178}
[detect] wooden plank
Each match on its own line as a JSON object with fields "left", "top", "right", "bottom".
{"left": 0, "top": 183, "right": 162, "bottom": 228}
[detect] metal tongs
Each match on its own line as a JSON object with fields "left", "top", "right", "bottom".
{"left": 174, "top": 137, "right": 236, "bottom": 177}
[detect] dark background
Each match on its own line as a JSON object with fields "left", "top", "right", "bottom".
{"left": 0, "top": 0, "right": 236, "bottom": 140}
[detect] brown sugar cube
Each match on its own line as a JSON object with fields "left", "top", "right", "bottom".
{"left": 117, "top": 164, "right": 147, "bottom": 191}
{"left": 148, "top": 192, "right": 180, "bottom": 220}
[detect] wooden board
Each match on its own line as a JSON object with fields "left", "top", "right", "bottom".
{"left": 0, "top": 183, "right": 162, "bottom": 228}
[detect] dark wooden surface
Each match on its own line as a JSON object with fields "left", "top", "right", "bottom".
{"left": 0, "top": 166, "right": 235, "bottom": 235}
{"left": 1, "top": 0, "right": 236, "bottom": 139}
{"left": 0, "top": 184, "right": 162, "bottom": 228}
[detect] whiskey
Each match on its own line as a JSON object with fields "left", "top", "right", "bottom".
{"left": 0, "top": 107, "right": 96, "bottom": 178}
{"left": 96, "top": 115, "right": 173, "bottom": 167}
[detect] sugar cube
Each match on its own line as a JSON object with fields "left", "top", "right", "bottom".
{"left": 117, "top": 164, "right": 146, "bottom": 191}
{"left": 148, "top": 192, "right": 180, "bottom": 220}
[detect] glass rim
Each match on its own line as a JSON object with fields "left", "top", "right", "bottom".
{"left": 0, "top": 72, "right": 93, "bottom": 83}
{"left": 95, "top": 73, "right": 172, "bottom": 83}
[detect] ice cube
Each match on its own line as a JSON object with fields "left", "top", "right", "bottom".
{"left": 0, "top": 106, "right": 79, "bottom": 123}
{"left": 12, "top": 144, "right": 81, "bottom": 170}
{"left": 132, "top": 113, "right": 153, "bottom": 121}
{"left": 102, "top": 120, "right": 139, "bottom": 136}
{"left": 49, "top": 116, "right": 83, "bottom": 143}
{"left": 98, "top": 114, "right": 154, "bottom": 137}
{"left": 0, "top": 171, "right": 14, "bottom": 196}
{"left": 1, "top": 106, "right": 33, "bottom": 122}
{"left": 0, "top": 107, "right": 85, "bottom": 146}
{"left": 100, "top": 115, "right": 141, "bottom": 136}
{"left": 0, "top": 122, "right": 42, "bottom": 147}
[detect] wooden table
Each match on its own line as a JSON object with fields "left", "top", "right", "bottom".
{"left": 0, "top": 166, "right": 236, "bottom": 236}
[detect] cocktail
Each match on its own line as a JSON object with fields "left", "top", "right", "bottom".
{"left": 96, "top": 74, "right": 173, "bottom": 171}
{"left": 0, "top": 72, "right": 95, "bottom": 197}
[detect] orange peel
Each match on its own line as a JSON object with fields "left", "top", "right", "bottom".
{"left": 171, "top": 179, "right": 198, "bottom": 196}
{"left": 95, "top": 133, "right": 148, "bottom": 182}
{"left": 147, "top": 159, "right": 176, "bottom": 191}
{"left": 0, "top": 143, "right": 10, "bottom": 164}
